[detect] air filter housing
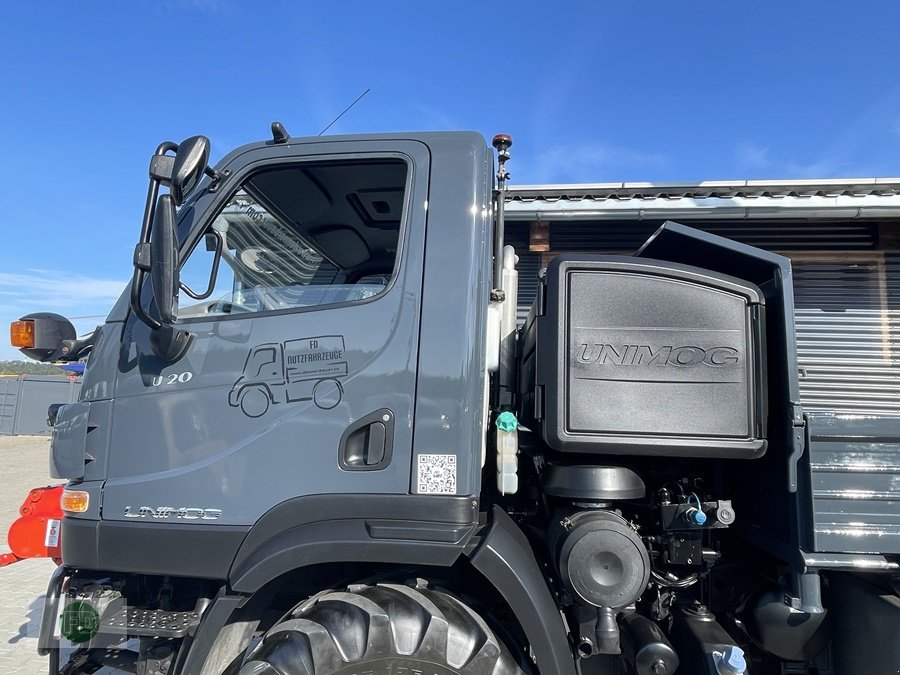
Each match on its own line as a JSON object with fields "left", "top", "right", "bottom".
{"left": 520, "top": 255, "right": 767, "bottom": 458}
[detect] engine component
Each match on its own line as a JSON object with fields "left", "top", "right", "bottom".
{"left": 660, "top": 499, "right": 736, "bottom": 531}
{"left": 543, "top": 464, "right": 645, "bottom": 501}
{"left": 744, "top": 586, "right": 830, "bottom": 661}
{"left": 673, "top": 605, "right": 748, "bottom": 675}
{"left": 551, "top": 510, "right": 650, "bottom": 609}
{"left": 713, "top": 500, "right": 735, "bottom": 525}
{"left": 620, "top": 612, "right": 680, "bottom": 675}
{"left": 595, "top": 606, "right": 620, "bottom": 654}
{"left": 666, "top": 531, "right": 703, "bottom": 566}
{"left": 714, "top": 646, "right": 747, "bottom": 675}
{"left": 684, "top": 504, "right": 707, "bottom": 526}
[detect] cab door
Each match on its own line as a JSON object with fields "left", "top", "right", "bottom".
{"left": 102, "top": 140, "right": 429, "bottom": 526}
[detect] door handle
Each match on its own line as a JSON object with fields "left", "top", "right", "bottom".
{"left": 339, "top": 409, "right": 394, "bottom": 471}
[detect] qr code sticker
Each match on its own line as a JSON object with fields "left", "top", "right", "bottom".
{"left": 417, "top": 454, "right": 457, "bottom": 494}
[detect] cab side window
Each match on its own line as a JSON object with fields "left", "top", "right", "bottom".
{"left": 178, "top": 158, "right": 408, "bottom": 318}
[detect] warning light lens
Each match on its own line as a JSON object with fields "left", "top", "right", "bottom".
{"left": 10, "top": 320, "right": 35, "bottom": 349}
{"left": 61, "top": 490, "right": 89, "bottom": 513}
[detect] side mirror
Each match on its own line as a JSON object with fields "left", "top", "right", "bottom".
{"left": 170, "top": 136, "right": 210, "bottom": 206}
{"left": 10, "top": 312, "right": 76, "bottom": 362}
{"left": 150, "top": 194, "right": 179, "bottom": 325}
{"left": 130, "top": 136, "right": 208, "bottom": 361}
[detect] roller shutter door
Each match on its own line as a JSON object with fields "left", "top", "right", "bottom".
{"left": 793, "top": 253, "right": 900, "bottom": 416}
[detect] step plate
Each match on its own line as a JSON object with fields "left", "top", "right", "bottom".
{"left": 101, "top": 608, "right": 199, "bottom": 638}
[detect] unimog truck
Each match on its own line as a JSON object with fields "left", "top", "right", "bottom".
{"left": 7, "top": 125, "right": 899, "bottom": 675}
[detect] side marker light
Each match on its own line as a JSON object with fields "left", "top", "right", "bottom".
{"left": 61, "top": 490, "right": 89, "bottom": 513}
{"left": 10, "top": 320, "right": 35, "bottom": 348}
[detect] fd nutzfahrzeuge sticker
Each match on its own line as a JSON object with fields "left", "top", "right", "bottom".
{"left": 417, "top": 454, "right": 457, "bottom": 494}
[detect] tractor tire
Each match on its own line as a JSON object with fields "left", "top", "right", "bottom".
{"left": 239, "top": 583, "right": 524, "bottom": 675}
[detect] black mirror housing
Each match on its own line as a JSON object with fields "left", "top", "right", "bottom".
{"left": 150, "top": 194, "right": 179, "bottom": 325}
{"left": 170, "top": 135, "right": 210, "bottom": 206}
{"left": 16, "top": 312, "right": 76, "bottom": 362}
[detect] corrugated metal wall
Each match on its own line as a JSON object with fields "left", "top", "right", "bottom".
{"left": 794, "top": 254, "right": 900, "bottom": 416}
{"left": 0, "top": 376, "right": 81, "bottom": 436}
{"left": 807, "top": 414, "right": 900, "bottom": 554}
{"left": 506, "top": 227, "right": 542, "bottom": 325}
{"left": 544, "top": 220, "right": 878, "bottom": 252}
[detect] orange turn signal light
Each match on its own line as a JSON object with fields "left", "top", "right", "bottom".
{"left": 61, "top": 489, "right": 89, "bottom": 513}
{"left": 10, "top": 320, "right": 35, "bottom": 349}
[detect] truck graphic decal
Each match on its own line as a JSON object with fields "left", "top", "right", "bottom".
{"left": 229, "top": 336, "right": 348, "bottom": 417}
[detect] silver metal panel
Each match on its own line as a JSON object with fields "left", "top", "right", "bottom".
{"left": 506, "top": 178, "right": 900, "bottom": 220}
{"left": 808, "top": 414, "right": 900, "bottom": 554}
{"left": 506, "top": 178, "right": 900, "bottom": 221}
{"left": 802, "top": 552, "right": 899, "bottom": 570}
{"left": 509, "top": 177, "right": 900, "bottom": 199}
{"left": 794, "top": 255, "right": 900, "bottom": 416}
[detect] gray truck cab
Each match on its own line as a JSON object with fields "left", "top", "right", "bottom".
{"left": 52, "top": 131, "right": 495, "bottom": 574}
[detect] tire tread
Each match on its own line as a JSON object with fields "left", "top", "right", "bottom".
{"left": 240, "top": 583, "right": 522, "bottom": 675}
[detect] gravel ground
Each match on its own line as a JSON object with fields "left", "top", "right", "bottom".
{"left": 0, "top": 436, "right": 60, "bottom": 674}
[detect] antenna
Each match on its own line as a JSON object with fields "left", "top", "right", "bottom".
{"left": 318, "top": 88, "right": 371, "bottom": 136}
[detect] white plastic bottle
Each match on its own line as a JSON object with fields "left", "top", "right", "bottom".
{"left": 495, "top": 411, "right": 519, "bottom": 495}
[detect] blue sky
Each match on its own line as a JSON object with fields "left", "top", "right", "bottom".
{"left": 2, "top": 0, "right": 900, "bottom": 360}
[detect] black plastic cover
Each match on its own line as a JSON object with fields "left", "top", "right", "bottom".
{"left": 542, "top": 464, "right": 645, "bottom": 500}
{"left": 521, "top": 255, "right": 767, "bottom": 458}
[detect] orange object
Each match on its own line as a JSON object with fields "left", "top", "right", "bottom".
{"left": 0, "top": 485, "right": 64, "bottom": 567}
{"left": 61, "top": 489, "right": 89, "bottom": 513}
{"left": 10, "top": 319, "right": 35, "bottom": 349}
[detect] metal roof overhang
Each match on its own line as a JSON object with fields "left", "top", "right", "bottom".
{"left": 505, "top": 179, "right": 900, "bottom": 221}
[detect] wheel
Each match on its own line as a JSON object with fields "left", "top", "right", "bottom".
{"left": 239, "top": 386, "right": 271, "bottom": 418}
{"left": 240, "top": 583, "right": 524, "bottom": 675}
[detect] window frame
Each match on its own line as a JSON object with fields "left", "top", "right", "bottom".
{"left": 172, "top": 151, "right": 416, "bottom": 325}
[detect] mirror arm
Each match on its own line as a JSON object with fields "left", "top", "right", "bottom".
{"left": 56, "top": 326, "right": 101, "bottom": 362}
{"left": 179, "top": 230, "right": 224, "bottom": 301}
{"left": 150, "top": 324, "right": 194, "bottom": 362}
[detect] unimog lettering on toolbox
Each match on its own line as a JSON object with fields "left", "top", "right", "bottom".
{"left": 577, "top": 344, "right": 740, "bottom": 367}
{"left": 123, "top": 506, "right": 223, "bottom": 520}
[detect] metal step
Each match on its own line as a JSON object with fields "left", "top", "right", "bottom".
{"left": 100, "top": 607, "right": 199, "bottom": 638}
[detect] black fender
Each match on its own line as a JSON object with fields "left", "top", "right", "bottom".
{"left": 467, "top": 506, "right": 577, "bottom": 675}
{"left": 177, "top": 495, "right": 480, "bottom": 674}
{"left": 187, "top": 498, "right": 575, "bottom": 675}
{"left": 228, "top": 493, "right": 479, "bottom": 592}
